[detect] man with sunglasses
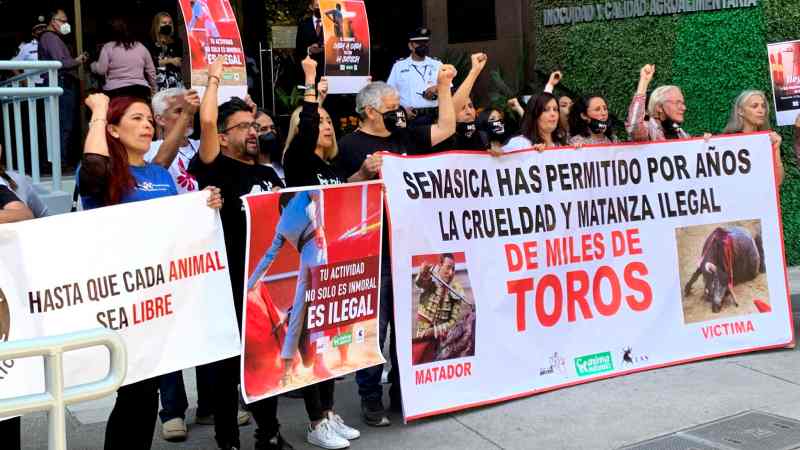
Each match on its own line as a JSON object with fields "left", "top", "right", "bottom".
{"left": 189, "top": 59, "right": 289, "bottom": 450}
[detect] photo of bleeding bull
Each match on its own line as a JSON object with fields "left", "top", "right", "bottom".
{"left": 677, "top": 220, "right": 771, "bottom": 324}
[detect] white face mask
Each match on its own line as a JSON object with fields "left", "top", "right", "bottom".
{"left": 59, "top": 23, "right": 71, "bottom": 35}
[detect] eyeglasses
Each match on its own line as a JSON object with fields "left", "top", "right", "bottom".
{"left": 664, "top": 100, "right": 686, "bottom": 108}
{"left": 53, "top": 17, "right": 68, "bottom": 23}
{"left": 220, "top": 121, "right": 260, "bottom": 134}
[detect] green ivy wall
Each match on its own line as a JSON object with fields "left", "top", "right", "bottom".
{"left": 531, "top": 0, "right": 800, "bottom": 264}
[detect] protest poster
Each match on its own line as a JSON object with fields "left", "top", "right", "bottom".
{"left": 178, "top": 0, "right": 247, "bottom": 102}
{"left": 241, "top": 182, "right": 384, "bottom": 402}
{"left": 319, "top": 0, "right": 371, "bottom": 94}
{"left": 767, "top": 40, "right": 800, "bottom": 126}
{"left": 381, "top": 133, "right": 792, "bottom": 422}
{"left": 0, "top": 192, "right": 241, "bottom": 412}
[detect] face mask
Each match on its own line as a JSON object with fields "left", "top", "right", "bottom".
{"left": 413, "top": 44, "right": 429, "bottom": 58}
{"left": 159, "top": 24, "right": 173, "bottom": 36}
{"left": 661, "top": 118, "right": 683, "bottom": 140}
{"left": 258, "top": 132, "right": 281, "bottom": 161}
{"left": 382, "top": 108, "right": 407, "bottom": 132}
{"left": 59, "top": 22, "right": 71, "bottom": 35}
{"left": 588, "top": 118, "right": 609, "bottom": 135}
{"left": 313, "top": 8, "right": 321, "bottom": 18}
{"left": 488, "top": 119, "right": 505, "bottom": 136}
{"left": 457, "top": 121, "right": 477, "bottom": 138}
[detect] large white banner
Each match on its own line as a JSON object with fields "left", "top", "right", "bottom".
{"left": 381, "top": 132, "right": 793, "bottom": 422}
{"left": 0, "top": 192, "right": 241, "bottom": 407}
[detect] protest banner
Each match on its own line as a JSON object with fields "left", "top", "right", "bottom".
{"left": 179, "top": 0, "right": 247, "bottom": 102}
{"left": 381, "top": 133, "right": 792, "bottom": 422}
{"left": 319, "top": 0, "right": 371, "bottom": 94}
{"left": 241, "top": 182, "right": 384, "bottom": 402}
{"left": 768, "top": 40, "right": 800, "bottom": 126}
{"left": 0, "top": 192, "right": 241, "bottom": 412}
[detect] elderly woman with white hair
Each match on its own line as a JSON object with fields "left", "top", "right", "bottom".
{"left": 724, "top": 89, "right": 785, "bottom": 186}
{"left": 626, "top": 64, "right": 690, "bottom": 141}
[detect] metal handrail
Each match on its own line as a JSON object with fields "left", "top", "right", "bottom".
{"left": 0, "top": 327, "right": 127, "bottom": 450}
{"left": 0, "top": 60, "right": 63, "bottom": 191}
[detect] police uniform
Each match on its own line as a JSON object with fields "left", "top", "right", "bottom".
{"left": 387, "top": 27, "right": 442, "bottom": 113}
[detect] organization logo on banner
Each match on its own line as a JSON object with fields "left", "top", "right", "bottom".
{"left": 333, "top": 332, "right": 353, "bottom": 347}
{"left": 621, "top": 347, "right": 649, "bottom": 366}
{"left": 539, "top": 352, "right": 567, "bottom": 376}
{"left": 574, "top": 352, "right": 614, "bottom": 377}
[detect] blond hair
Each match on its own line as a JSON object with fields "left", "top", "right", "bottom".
{"left": 724, "top": 90, "right": 769, "bottom": 133}
{"left": 647, "top": 85, "right": 681, "bottom": 119}
{"left": 282, "top": 105, "right": 338, "bottom": 164}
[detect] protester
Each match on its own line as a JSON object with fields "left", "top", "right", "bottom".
{"left": 295, "top": 0, "right": 325, "bottom": 81}
{"left": 188, "top": 58, "right": 292, "bottom": 450}
{"left": 568, "top": 95, "right": 618, "bottom": 146}
{"left": 91, "top": 17, "right": 157, "bottom": 99}
{"left": 507, "top": 97, "right": 525, "bottom": 119}
{"left": 337, "top": 64, "right": 457, "bottom": 427}
{"left": 723, "top": 90, "right": 784, "bottom": 186}
{"left": 476, "top": 108, "right": 509, "bottom": 152}
{"left": 12, "top": 19, "right": 48, "bottom": 85}
{"left": 0, "top": 159, "right": 48, "bottom": 217}
{"left": 254, "top": 109, "right": 285, "bottom": 182}
{"left": 626, "top": 64, "right": 690, "bottom": 141}
{"left": 433, "top": 53, "right": 492, "bottom": 152}
{"left": 38, "top": 8, "right": 89, "bottom": 166}
{"left": 502, "top": 92, "right": 566, "bottom": 152}
{"left": 148, "top": 12, "right": 185, "bottom": 91}
{"left": 387, "top": 27, "right": 443, "bottom": 126}
{"left": 543, "top": 71, "right": 572, "bottom": 134}
{"left": 78, "top": 93, "right": 221, "bottom": 450}
{"left": 147, "top": 88, "right": 201, "bottom": 195}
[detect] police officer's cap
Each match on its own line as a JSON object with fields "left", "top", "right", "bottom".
{"left": 409, "top": 27, "right": 431, "bottom": 42}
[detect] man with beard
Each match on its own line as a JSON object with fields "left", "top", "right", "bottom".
{"left": 189, "top": 59, "right": 289, "bottom": 450}
{"left": 412, "top": 254, "right": 465, "bottom": 365}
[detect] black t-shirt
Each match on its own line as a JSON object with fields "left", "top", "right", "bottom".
{"left": 336, "top": 126, "right": 433, "bottom": 178}
{"left": 0, "top": 185, "right": 19, "bottom": 208}
{"left": 188, "top": 152, "right": 284, "bottom": 317}
{"left": 432, "top": 130, "right": 490, "bottom": 153}
{"left": 284, "top": 101, "right": 346, "bottom": 188}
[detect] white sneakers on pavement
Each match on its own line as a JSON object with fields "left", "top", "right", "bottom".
{"left": 161, "top": 417, "right": 188, "bottom": 441}
{"left": 326, "top": 412, "right": 360, "bottom": 440}
{"left": 307, "top": 419, "right": 350, "bottom": 449}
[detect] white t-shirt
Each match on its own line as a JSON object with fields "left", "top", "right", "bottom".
{"left": 144, "top": 139, "right": 200, "bottom": 194}
{"left": 387, "top": 56, "right": 443, "bottom": 109}
{"left": 501, "top": 135, "right": 534, "bottom": 152}
{"left": 13, "top": 40, "right": 43, "bottom": 85}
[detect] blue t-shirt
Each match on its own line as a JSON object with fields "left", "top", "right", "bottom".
{"left": 80, "top": 163, "right": 178, "bottom": 210}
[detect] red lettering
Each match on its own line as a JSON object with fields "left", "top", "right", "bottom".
{"left": 746, "top": 320, "right": 754, "bottom": 332}
{"left": 505, "top": 244, "right": 523, "bottom": 272}
{"left": 566, "top": 270, "right": 593, "bottom": 322}
{"left": 535, "top": 275, "right": 562, "bottom": 328}
{"left": 593, "top": 266, "right": 621, "bottom": 316}
{"left": 507, "top": 278, "right": 533, "bottom": 331}
{"left": 215, "top": 251, "right": 226, "bottom": 270}
{"left": 611, "top": 230, "right": 626, "bottom": 257}
{"left": 546, "top": 238, "right": 563, "bottom": 267}
{"left": 735, "top": 321, "right": 745, "bottom": 333}
{"left": 626, "top": 228, "right": 642, "bottom": 255}
{"left": 464, "top": 362, "right": 472, "bottom": 376}
{"left": 593, "top": 233, "right": 605, "bottom": 259}
{"left": 581, "top": 234, "right": 594, "bottom": 262}
{"left": 624, "top": 262, "right": 652, "bottom": 311}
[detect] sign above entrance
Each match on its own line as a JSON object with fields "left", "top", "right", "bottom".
{"left": 543, "top": 0, "right": 759, "bottom": 27}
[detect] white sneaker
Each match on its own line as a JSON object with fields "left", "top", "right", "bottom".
{"left": 307, "top": 418, "right": 350, "bottom": 449}
{"left": 161, "top": 417, "right": 187, "bottom": 442}
{"left": 327, "top": 412, "right": 361, "bottom": 440}
{"left": 238, "top": 409, "right": 251, "bottom": 426}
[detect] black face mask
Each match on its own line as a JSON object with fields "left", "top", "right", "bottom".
{"left": 488, "top": 119, "right": 505, "bottom": 136}
{"left": 258, "top": 132, "right": 281, "bottom": 162}
{"left": 457, "top": 121, "right": 477, "bottom": 139}
{"left": 661, "top": 118, "right": 684, "bottom": 140}
{"left": 159, "top": 24, "right": 173, "bottom": 36}
{"left": 413, "top": 44, "right": 429, "bottom": 58}
{"left": 313, "top": 8, "right": 321, "bottom": 18}
{"left": 588, "top": 118, "right": 609, "bottom": 135}
{"left": 382, "top": 108, "right": 407, "bottom": 132}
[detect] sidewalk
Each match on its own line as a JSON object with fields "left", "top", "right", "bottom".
{"left": 20, "top": 268, "right": 800, "bottom": 449}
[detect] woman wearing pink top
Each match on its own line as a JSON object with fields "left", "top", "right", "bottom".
{"left": 91, "top": 18, "right": 157, "bottom": 100}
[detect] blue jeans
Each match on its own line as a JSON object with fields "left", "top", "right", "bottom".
{"left": 159, "top": 368, "right": 212, "bottom": 422}
{"left": 355, "top": 256, "right": 399, "bottom": 402}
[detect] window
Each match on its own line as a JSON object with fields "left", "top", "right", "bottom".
{"left": 447, "top": 0, "right": 497, "bottom": 43}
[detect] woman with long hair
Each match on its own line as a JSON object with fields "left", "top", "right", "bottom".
{"left": 568, "top": 95, "right": 618, "bottom": 146}
{"left": 148, "top": 12, "right": 185, "bottom": 91}
{"left": 502, "top": 92, "right": 566, "bottom": 152}
{"left": 476, "top": 108, "right": 509, "bottom": 152}
{"left": 723, "top": 90, "right": 785, "bottom": 186}
{"left": 0, "top": 158, "right": 48, "bottom": 217}
{"left": 79, "top": 94, "right": 220, "bottom": 449}
{"left": 91, "top": 17, "right": 157, "bottom": 99}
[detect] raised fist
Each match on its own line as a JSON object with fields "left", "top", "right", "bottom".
{"left": 471, "top": 53, "right": 488, "bottom": 72}
{"left": 85, "top": 93, "right": 110, "bottom": 113}
{"left": 438, "top": 64, "right": 457, "bottom": 85}
{"left": 639, "top": 64, "right": 655, "bottom": 84}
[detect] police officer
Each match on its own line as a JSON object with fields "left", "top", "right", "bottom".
{"left": 387, "top": 27, "right": 442, "bottom": 126}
